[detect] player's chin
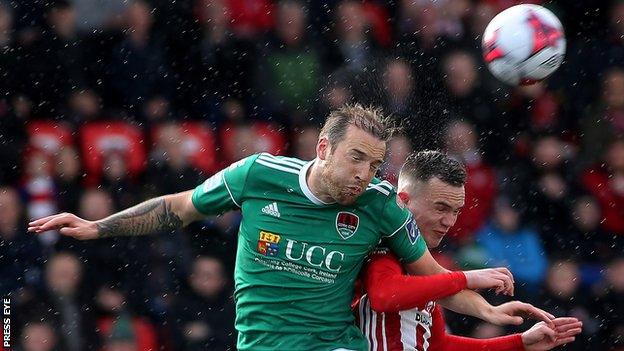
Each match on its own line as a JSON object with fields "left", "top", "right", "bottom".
{"left": 336, "top": 192, "right": 359, "bottom": 205}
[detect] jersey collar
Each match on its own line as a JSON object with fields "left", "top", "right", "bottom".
{"left": 299, "top": 159, "right": 335, "bottom": 205}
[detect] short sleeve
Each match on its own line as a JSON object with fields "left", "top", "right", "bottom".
{"left": 381, "top": 195, "right": 427, "bottom": 263}
{"left": 191, "top": 154, "right": 260, "bottom": 216}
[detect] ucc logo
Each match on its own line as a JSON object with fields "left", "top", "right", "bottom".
{"left": 284, "top": 239, "right": 345, "bottom": 273}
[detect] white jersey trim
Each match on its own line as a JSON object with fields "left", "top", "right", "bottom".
{"left": 256, "top": 159, "right": 300, "bottom": 174}
{"left": 385, "top": 215, "right": 412, "bottom": 238}
{"left": 298, "top": 159, "right": 335, "bottom": 206}
{"left": 258, "top": 153, "right": 304, "bottom": 170}
{"left": 222, "top": 172, "right": 241, "bottom": 208}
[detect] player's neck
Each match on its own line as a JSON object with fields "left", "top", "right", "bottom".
{"left": 306, "top": 161, "right": 336, "bottom": 204}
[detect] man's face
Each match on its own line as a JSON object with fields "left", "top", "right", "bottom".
{"left": 319, "top": 125, "right": 386, "bottom": 205}
{"left": 400, "top": 177, "right": 465, "bottom": 248}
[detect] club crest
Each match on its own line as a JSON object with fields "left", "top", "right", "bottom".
{"left": 406, "top": 219, "right": 421, "bottom": 245}
{"left": 336, "top": 212, "right": 359, "bottom": 240}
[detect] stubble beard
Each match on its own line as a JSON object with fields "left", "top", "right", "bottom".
{"left": 321, "top": 157, "right": 358, "bottom": 205}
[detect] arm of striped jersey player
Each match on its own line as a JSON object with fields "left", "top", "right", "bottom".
{"left": 363, "top": 252, "right": 467, "bottom": 313}
{"left": 432, "top": 306, "right": 524, "bottom": 351}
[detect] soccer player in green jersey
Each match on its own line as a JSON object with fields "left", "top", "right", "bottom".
{"left": 29, "top": 104, "right": 551, "bottom": 350}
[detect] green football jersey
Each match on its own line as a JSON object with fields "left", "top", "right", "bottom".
{"left": 191, "top": 153, "right": 427, "bottom": 351}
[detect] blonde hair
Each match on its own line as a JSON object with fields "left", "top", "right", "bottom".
{"left": 319, "top": 104, "right": 395, "bottom": 150}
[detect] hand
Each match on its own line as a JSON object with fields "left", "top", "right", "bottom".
{"left": 28, "top": 213, "right": 99, "bottom": 240}
{"left": 464, "top": 267, "right": 515, "bottom": 296}
{"left": 522, "top": 317, "right": 583, "bottom": 350}
{"left": 483, "top": 301, "right": 555, "bottom": 327}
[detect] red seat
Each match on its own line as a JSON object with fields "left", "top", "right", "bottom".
{"left": 26, "top": 121, "right": 74, "bottom": 155}
{"left": 150, "top": 121, "right": 218, "bottom": 174}
{"left": 80, "top": 121, "right": 147, "bottom": 184}
{"left": 219, "top": 122, "right": 287, "bottom": 165}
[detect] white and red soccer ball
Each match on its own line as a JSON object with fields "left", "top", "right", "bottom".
{"left": 482, "top": 4, "right": 566, "bottom": 86}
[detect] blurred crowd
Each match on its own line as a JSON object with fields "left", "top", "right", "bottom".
{"left": 1, "top": 0, "right": 623, "bottom": 350}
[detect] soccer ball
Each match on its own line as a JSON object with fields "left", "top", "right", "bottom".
{"left": 482, "top": 4, "right": 566, "bottom": 86}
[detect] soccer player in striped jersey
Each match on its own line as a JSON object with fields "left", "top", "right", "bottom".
{"left": 356, "top": 151, "right": 583, "bottom": 350}
{"left": 30, "top": 105, "right": 551, "bottom": 350}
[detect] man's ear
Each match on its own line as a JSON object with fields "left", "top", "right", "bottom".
{"left": 398, "top": 191, "right": 410, "bottom": 205}
{"left": 317, "top": 137, "right": 329, "bottom": 160}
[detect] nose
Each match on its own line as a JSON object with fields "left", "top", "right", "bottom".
{"left": 441, "top": 214, "right": 455, "bottom": 228}
{"left": 353, "top": 163, "right": 368, "bottom": 181}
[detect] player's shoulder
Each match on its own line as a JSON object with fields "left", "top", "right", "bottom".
{"left": 252, "top": 152, "right": 308, "bottom": 175}
{"left": 364, "top": 178, "right": 396, "bottom": 197}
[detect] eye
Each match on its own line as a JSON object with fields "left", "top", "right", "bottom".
{"left": 352, "top": 155, "right": 362, "bottom": 161}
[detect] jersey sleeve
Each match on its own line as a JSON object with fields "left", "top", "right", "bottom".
{"left": 191, "top": 154, "right": 260, "bottom": 216}
{"left": 363, "top": 251, "right": 467, "bottom": 313}
{"left": 380, "top": 195, "right": 427, "bottom": 263}
{"left": 431, "top": 305, "right": 525, "bottom": 351}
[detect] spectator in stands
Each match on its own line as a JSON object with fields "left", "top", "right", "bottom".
{"left": 54, "top": 146, "right": 82, "bottom": 214}
{"left": 444, "top": 120, "right": 497, "bottom": 245}
{"left": 314, "top": 73, "right": 353, "bottom": 124}
{"left": 66, "top": 88, "right": 105, "bottom": 125}
{"left": 224, "top": 0, "right": 273, "bottom": 38}
{"left": 147, "top": 123, "right": 203, "bottom": 195}
{"left": 541, "top": 260, "right": 595, "bottom": 349}
{"left": 170, "top": 256, "right": 236, "bottom": 351}
{"left": 0, "top": 186, "right": 44, "bottom": 295}
{"left": 19, "top": 0, "right": 87, "bottom": 115}
{"left": 582, "top": 137, "right": 624, "bottom": 236}
{"left": 580, "top": 68, "right": 624, "bottom": 168}
{"left": 476, "top": 196, "right": 548, "bottom": 295}
{"left": 568, "top": 195, "right": 616, "bottom": 262}
{"left": 108, "top": 0, "right": 171, "bottom": 117}
{"left": 185, "top": 0, "right": 257, "bottom": 122}
{"left": 75, "top": 188, "right": 154, "bottom": 316}
{"left": 71, "top": 0, "right": 127, "bottom": 34}
{"left": 381, "top": 59, "right": 416, "bottom": 122}
{"left": 19, "top": 320, "right": 62, "bottom": 351}
{"left": 521, "top": 134, "right": 575, "bottom": 255}
{"left": 324, "top": 0, "right": 378, "bottom": 72}
{"left": 19, "top": 252, "right": 98, "bottom": 351}
{"left": 379, "top": 57, "right": 440, "bottom": 152}
{"left": 593, "top": 256, "right": 624, "bottom": 349}
{"left": 23, "top": 151, "right": 58, "bottom": 245}
{"left": 94, "top": 284, "right": 160, "bottom": 351}
{"left": 393, "top": 0, "right": 452, "bottom": 94}
{"left": 0, "top": 1, "right": 16, "bottom": 101}
{"left": 0, "top": 67, "right": 27, "bottom": 184}
{"left": 441, "top": 50, "right": 504, "bottom": 164}
{"left": 101, "top": 150, "right": 140, "bottom": 210}
{"left": 256, "top": 0, "right": 320, "bottom": 121}
{"left": 292, "top": 125, "right": 319, "bottom": 161}
{"left": 380, "top": 135, "right": 412, "bottom": 186}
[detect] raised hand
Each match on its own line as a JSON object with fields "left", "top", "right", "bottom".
{"left": 28, "top": 213, "right": 99, "bottom": 240}
{"left": 522, "top": 317, "right": 583, "bottom": 350}
{"left": 464, "top": 267, "right": 515, "bottom": 296}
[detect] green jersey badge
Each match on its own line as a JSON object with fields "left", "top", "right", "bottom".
{"left": 336, "top": 212, "right": 359, "bottom": 240}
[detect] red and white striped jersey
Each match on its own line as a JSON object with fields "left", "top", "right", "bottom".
{"left": 356, "top": 294, "right": 436, "bottom": 351}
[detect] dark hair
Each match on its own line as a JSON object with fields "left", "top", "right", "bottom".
{"left": 400, "top": 150, "right": 467, "bottom": 187}
{"left": 320, "top": 103, "right": 396, "bottom": 150}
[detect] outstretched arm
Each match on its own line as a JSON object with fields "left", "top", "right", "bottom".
{"left": 363, "top": 251, "right": 527, "bottom": 313}
{"left": 28, "top": 190, "right": 204, "bottom": 239}
{"left": 434, "top": 304, "right": 581, "bottom": 351}
{"left": 429, "top": 306, "right": 524, "bottom": 351}
{"left": 363, "top": 252, "right": 468, "bottom": 312}
{"left": 403, "top": 252, "right": 554, "bottom": 327}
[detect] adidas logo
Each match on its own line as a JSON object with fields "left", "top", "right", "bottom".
{"left": 261, "top": 202, "right": 281, "bottom": 218}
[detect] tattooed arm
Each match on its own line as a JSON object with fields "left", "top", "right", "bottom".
{"left": 28, "top": 190, "right": 205, "bottom": 240}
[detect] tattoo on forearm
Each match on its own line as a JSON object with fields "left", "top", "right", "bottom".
{"left": 95, "top": 198, "right": 183, "bottom": 238}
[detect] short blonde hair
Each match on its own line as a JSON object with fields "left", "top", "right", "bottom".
{"left": 319, "top": 104, "right": 395, "bottom": 150}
